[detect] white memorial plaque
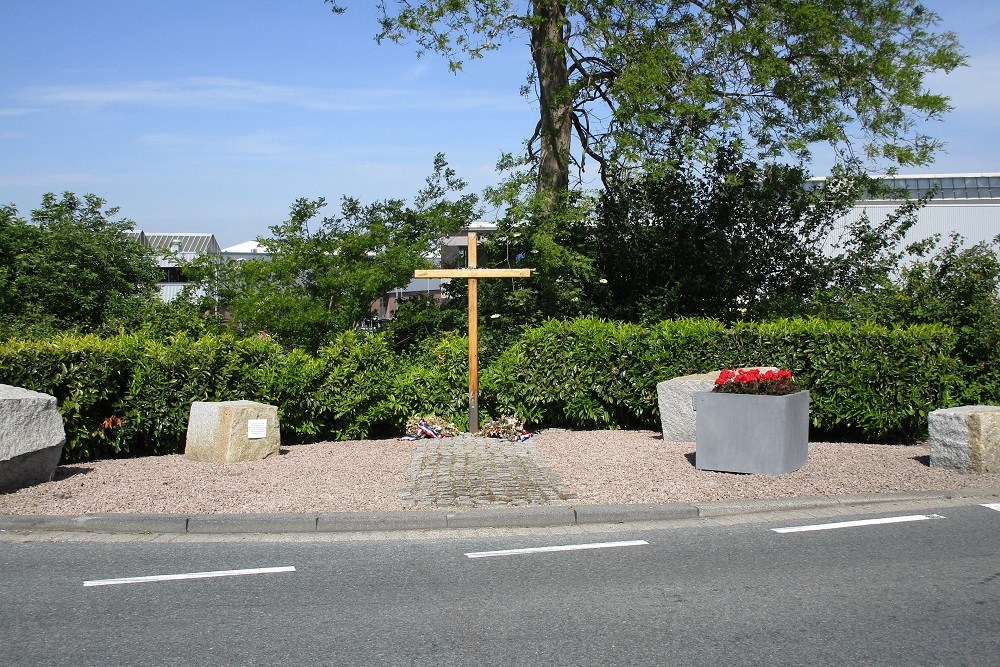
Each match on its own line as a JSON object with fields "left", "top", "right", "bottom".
{"left": 247, "top": 419, "right": 268, "bottom": 439}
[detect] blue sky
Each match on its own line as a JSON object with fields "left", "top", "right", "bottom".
{"left": 3, "top": 1, "right": 999, "bottom": 248}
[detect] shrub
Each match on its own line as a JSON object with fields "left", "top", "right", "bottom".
{"left": 388, "top": 332, "right": 472, "bottom": 430}
{"left": 485, "top": 316, "right": 958, "bottom": 442}
{"left": 0, "top": 317, "right": 961, "bottom": 462}
{"left": 484, "top": 317, "right": 664, "bottom": 428}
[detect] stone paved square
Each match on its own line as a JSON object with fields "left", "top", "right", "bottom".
{"left": 401, "top": 435, "right": 577, "bottom": 508}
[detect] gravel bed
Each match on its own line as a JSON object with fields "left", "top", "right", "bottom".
{"left": 534, "top": 430, "right": 1000, "bottom": 504}
{"left": 1, "top": 430, "right": 998, "bottom": 516}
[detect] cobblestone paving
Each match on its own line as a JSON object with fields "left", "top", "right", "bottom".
{"left": 400, "top": 435, "right": 577, "bottom": 508}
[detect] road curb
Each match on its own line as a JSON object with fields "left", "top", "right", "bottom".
{"left": 2, "top": 488, "right": 999, "bottom": 535}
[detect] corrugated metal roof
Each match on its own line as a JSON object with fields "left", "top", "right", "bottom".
{"left": 144, "top": 233, "right": 221, "bottom": 255}
{"left": 123, "top": 229, "right": 147, "bottom": 245}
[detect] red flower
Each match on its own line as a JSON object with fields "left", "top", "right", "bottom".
{"left": 715, "top": 369, "right": 737, "bottom": 385}
{"left": 712, "top": 367, "right": 801, "bottom": 395}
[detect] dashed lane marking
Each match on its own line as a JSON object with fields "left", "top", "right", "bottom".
{"left": 84, "top": 565, "right": 296, "bottom": 587}
{"left": 466, "top": 540, "right": 649, "bottom": 559}
{"left": 771, "top": 514, "right": 944, "bottom": 534}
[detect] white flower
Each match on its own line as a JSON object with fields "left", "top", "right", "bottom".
{"left": 490, "top": 313, "right": 501, "bottom": 319}
{"left": 598, "top": 278, "right": 608, "bottom": 284}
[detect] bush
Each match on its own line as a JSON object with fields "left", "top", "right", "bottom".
{"left": 0, "top": 334, "right": 135, "bottom": 462}
{"left": 485, "top": 316, "right": 958, "bottom": 442}
{"left": 0, "top": 317, "right": 961, "bottom": 462}
{"left": 810, "top": 234, "right": 1000, "bottom": 406}
{"left": 388, "top": 332, "right": 474, "bottom": 430}
{"left": 485, "top": 317, "right": 685, "bottom": 429}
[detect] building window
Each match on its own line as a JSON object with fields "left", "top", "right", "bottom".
{"left": 160, "top": 266, "right": 187, "bottom": 283}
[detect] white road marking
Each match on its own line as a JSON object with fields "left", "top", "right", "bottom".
{"left": 982, "top": 503, "right": 1000, "bottom": 512}
{"left": 466, "top": 540, "right": 649, "bottom": 559}
{"left": 84, "top": 565, "right": 296, "bottom": 587}
{"left": 771, "top": 514, "right": 943, "bottom": 534}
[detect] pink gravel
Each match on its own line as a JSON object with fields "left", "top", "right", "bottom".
{"left": 1, "top": 430, "right": 998, "bottom": 516}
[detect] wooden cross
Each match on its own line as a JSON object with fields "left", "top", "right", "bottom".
{"left": 414, "top": 231, "right": 532, "bottom": 433}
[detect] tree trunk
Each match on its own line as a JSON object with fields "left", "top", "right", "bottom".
{"left": 530, "top": 0, "right": 572, "bottom": 212}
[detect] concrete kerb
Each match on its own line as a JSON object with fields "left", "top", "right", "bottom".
{"left": 0, "top": 513, "right": 190, "bottom": 534}
{"left": 3, "top": 488, "right": 1000, "bottom": 535}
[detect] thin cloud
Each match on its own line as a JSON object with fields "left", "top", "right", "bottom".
{"left": 139, "top": 130, "right": 296, "bottom": 156}
{"left": 19, "top": 76, "right": 522, "bottom": 112}
{"left": 0, "top": 172, "right": 108, "bottom": 188}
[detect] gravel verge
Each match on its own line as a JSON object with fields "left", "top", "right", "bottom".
{"left": 1, "top": 430, "right": 998, "bottom": 516}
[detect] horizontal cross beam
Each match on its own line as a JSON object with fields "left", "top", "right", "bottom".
{"left": 414, "top": 268, "right": 532, "bottom": 279}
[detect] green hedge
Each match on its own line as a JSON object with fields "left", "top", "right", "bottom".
{"left": 0, "top": 332, "right": 403, "bottom": 463}
{"left": 483, "top": 317, "right": 959, "bottom": 441}
{"left": 0, "top": 317, "right": 961, "bottom": 463}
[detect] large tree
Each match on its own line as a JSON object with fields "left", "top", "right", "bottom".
{"left": 0, "top": 193, "right": 161, "bottom": 338}
{"left": 333, "top": 1, "right": 964, "bottom": 201}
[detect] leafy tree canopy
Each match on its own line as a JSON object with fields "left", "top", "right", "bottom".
{"left": 210, "top": 154, "right": 478, "bottom": 350}
{"left": 331, "top": 0, "right": 965, "bottom": 195}
{"left": 0, "top": 192, "right": 160, "bottom": 339}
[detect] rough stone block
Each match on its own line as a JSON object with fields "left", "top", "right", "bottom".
{"left": 184, "top": 401, "right": 280, "bottom": 463}
{"left": 929, "top": 405, "right": 1000, "bottom": 473}
{"left": 656, "top": 368, "right": 776, "bottom": 442}
{"left": 0, "top": 384, "right": 66, "bottom": 493}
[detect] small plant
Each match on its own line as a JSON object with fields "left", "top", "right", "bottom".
{"left": 712, "top": 368, "right": 801, "bottom": 395}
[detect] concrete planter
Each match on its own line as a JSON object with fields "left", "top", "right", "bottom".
{"left": 693, "top": 390, "right": 809, "bottom": 474}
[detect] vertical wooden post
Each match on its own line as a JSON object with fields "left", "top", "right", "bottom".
{"left": 467, "top": 232, "right": 479, "bottom": 433}
{"left": 412, "top": 233, "right": 530, "bottom": 436}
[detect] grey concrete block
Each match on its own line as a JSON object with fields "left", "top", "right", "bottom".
{"left": 445, "top": 506, "right": 576, "bottom": 529}
{"left": 693, "top": 390, "right": 809, "bottom": 474}
{"left": 696, "top": 496, "right": 837, "bottom": 518}
{"left": 0, "top": 514, "right": 189, "bottom": 533}
{"left": 0, "top": 384, "right": 66, "bottom": 493}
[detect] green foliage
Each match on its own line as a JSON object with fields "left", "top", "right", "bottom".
{"left": 132, "top": 298, "right": 229, "bottom": 341}
{"left": 214, "top": 155, "right": 477, "bottom": 351}
{"left": 468, "top": 187, "right": 600, "bottom": 348}
{"left": 483, "top": 317, "right": 661, "bottom": 429}
{"left": 0, "top": 331, "right": 405, "bottom": 462}
{"left": 382, "top": 293, "right": 464, "bottom": 353}
{"left": 0, "top": 193, "right": 160, "bottom": 339}
{"left": 0, "top": 335, "right": 135, "bottom": 462}
{"left": 389, "top": 333, "right": 474, "bottom": 430}
{"left": 585, "top": 152, "right": 930, "bottom": 323}
{"left": 724, "top": 319, "right": 958, "bottom": 442}
{"left": 813, "top": 234, "right": 1000, "bottom": 405}
{"left": 361, "top": 0, "right": 964, "bottom": 194}
{"left": 0, "top": 317, "right": 960, "bottom": 462}
{"left": 485, "top": 316, "right": 957, "bottom": 442}
{"left": 313, "top": 332, "right": 399, "bottom": 440}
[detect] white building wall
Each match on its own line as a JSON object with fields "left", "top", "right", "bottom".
{"left": 836, "top": 201, "right": 1000, "bottom": 249}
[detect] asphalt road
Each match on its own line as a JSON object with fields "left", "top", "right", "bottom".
{"left": 3, "top": 503, "right": 999, "bottom": 666}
